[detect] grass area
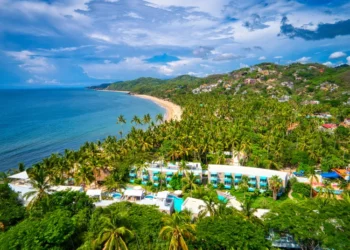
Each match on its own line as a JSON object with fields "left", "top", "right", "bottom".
{"left": 230, "top": 190, "right": 290, "bottom": 209}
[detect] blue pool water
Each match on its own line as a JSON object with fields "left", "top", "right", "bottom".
{"left": 112, "top": 193, "right": 122, "bottom": 199}
{"left": 0, "top": 89, "right": 165, "bottom": 171}
{"left": 145, "top": 195, "right": 154, "bottom": 199}
{"left": 168, "top": 195, "right": 183, "bottom": 212}
{"left": 218, "top": 195, "right": 228, "bottom": 202}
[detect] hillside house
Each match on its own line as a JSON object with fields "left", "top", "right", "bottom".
{"left": 340, "top": 118, "right": 350, "bottom": 128}
{"left": 320, "top": 123, "right": 337, "bottom": 133}
{"left": 244, "top": 78, "right": 257, "bottom": 84}
{"left": 313, "top": 113, "right": 332, "bottom": 119}
{"left": 302, "top": 100, "right": 320, "bottom": 105}
{"left": 278, "top": 95, "right": 290, "bottom": 102}
{"left": 281, "top": 81, "right": 294, "bottom": 89}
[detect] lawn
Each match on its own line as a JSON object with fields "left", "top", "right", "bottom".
{"left": 230, "top": 190, "right": 290, "bottom": 209}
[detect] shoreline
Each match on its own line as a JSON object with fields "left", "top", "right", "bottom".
{"left": 96, "top": 89, "right": 182, "bottom": 121}
{"left": 134, "top": 94, "right": 182, "bottom": 121}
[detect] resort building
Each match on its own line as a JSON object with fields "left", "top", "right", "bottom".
{"left": 208, "top": 165, "right": 289, "bottom": 191}
{"left": 130, "top": 162, "right": 203, "bottom": 187}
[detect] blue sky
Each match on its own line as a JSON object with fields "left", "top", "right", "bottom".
{"left": 0, "top": 0, "right": 350, "bottom": 88}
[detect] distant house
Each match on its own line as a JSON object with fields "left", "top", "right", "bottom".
{"left": 320, "top": 123, "right": 337, "bottom": 132}
{"left": 313, "top": 113, "right": 332, "bottom": 119}
{"left": 278, "top": 95, "right": 290, "bottom": 102}
{"left": 244, "top": 78, "right": 257, "bottom": 84}
{"left": 192, "top": 88, "right": 200, "bottom": 94}
{"left": 302, "top": 100, "right": 319, "bottom": 105}
{"left": 281, "top": 81, "right": 294, "bottom": 89}
{"left": 340, "top": 118, "right": 350, "bottom": 128}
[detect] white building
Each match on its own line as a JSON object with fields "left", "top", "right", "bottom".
{"left": 207, "top": 164, "right": 289, "bottom": 191}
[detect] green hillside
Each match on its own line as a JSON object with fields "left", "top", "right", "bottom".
{"left": 106, "top": 63, "right": 350, "bottom": 105}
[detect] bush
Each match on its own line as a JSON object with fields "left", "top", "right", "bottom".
{"left": 134, "top": 178, "right": 142, "bottom": 184}
{"left": 218, "top": 183, "right": 225, "bottom": 190}
{"left": 292, "top": 182, "right": 311, "bottom": 197}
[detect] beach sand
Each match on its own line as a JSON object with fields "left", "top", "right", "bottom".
{"left": 134, "top": 94, "right": 182, "bottom": 121}
{"left": 96, "top": 89, "right": 182, "bottom": 121}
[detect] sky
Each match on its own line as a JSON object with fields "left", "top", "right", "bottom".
{"left": 1, "top": 0, "right": 350, "bottom": 88}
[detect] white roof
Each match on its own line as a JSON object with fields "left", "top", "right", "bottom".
{"left": 157, "top": 191, "right": 170, "bottom": 199}
{"left": 227, "top": 198, "right": 242, "bottom": 211}
{"left": 182, "top": 197, "right": 206, "bottom": 215}
{"left": 86, "top": 189, "right": 102, "bottom": 196}
{"left": 174, "top": 190, "right": 182, "bottom": 195}
{"left": 208, "top": 164, "right": 288, "bottom": 180}
{"left": 94, "top": 200, "right": 119, "bottom": 207}
{"left": 8, "top": 171, "right": 29, "bottom": 180}
{"left": 254, "top": 209, "right": 270, "bottom": 219}
{"left": 50, "top": 186, "right": 83, "bottom": 192}
{"left": 124, "top": 189, "right": 143, "bottom": 197}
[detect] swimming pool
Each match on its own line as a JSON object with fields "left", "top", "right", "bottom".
{"left": 145, "top": 195, "right": 154, "bottom": 199}
{"left": 112, "top": 193, "right": 122, "bottom": 199}
{"left": 167, "top": 195, "right": 184, "bottom": 212}
{"left": 218, "top": 195, "right": 228, "bottom": 202}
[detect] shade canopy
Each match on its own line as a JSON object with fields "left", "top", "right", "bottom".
{"left": 86, "top": 189, "right": 102, "bottom": 197}
{"left": 321, "top": 172, "right": 340, "bottom": 179}
{"left": 157, "top": 191, "right": 170, "bottom": 199}
{"left": 124, "top": 189, "right": 143, "bottom": 197}
{"left": 8, "top": 171, "right": 29, "bottom": 180}
{"left": 174, "top": 190, "right": 182, "bottom": 195}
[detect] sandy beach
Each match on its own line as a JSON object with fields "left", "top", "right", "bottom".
{"left": 134, "top": 94, "right": 182, "bottom": 121}
{"left": 96, "top": 89, "right": 182, "bottom": 121}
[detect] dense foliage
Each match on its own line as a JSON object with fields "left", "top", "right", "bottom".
{"left": 1, "top": 62, "right": 350, "bottom": 249}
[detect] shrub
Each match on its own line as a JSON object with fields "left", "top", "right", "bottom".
{"left": 292, "top": 182, "right": 311, "bottom": 197}
{"left": 134, "top": 178, "right": 142, "bottom": 184}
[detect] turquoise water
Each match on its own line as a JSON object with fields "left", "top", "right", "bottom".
{"left": 0, "top": 89, "right": 164, "bottom": 171}
{"left": 112, "top": 193, "right": 122, "bottom": 199}
{"left": 168, "top": 195, "right": 183, "bottom": 212}
{"left": 218, "top": 195, "right": 227, "bottom": 202}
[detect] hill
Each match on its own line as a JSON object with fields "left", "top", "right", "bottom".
{"left": 103, "top": 63, "right": 350, "bottom": 105}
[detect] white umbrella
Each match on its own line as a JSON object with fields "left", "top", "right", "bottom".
{"left": 174, "top": 190, "right": 182, "bottom": 196}
{"left": 157, "top": 191, "right": 170, "bottom": 199}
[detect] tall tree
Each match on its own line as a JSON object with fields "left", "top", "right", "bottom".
{"left": 159, "top": 212, "right": 195, "bottom": 250}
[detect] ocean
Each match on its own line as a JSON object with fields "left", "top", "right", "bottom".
{"left": 0, "top": 88, "right": 165, "bottom": 172}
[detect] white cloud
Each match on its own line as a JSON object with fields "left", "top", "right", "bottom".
{"left": 329, "top": 51, "right": 347, "bottom": 59}
{"left": 347, "top": 56, "right": 350, "bottom": 65}
{"left": 27, "top": 75, "right": 59, "bottom": 85}
{"left": 89, "top": 33, "right": 112, "bottom": 43}
{"left": 124, "top": 12, "right": 143, "bottom": 19}
{"left": 239, "top": 63, "right": 249, "bottom": 68}
{"left": 258, "top": 56, "right": 266, "bottom": 60}
{"left": 323, "top": 61, "right": 333, "bottom": 67}
{"left": 296, "top": 56, "right": 311, "bottom": 64}
{"left": 6, "top": 50, "right": 55, "bottom": 73}
{"left": 213, "top": 53, "right": 243, "bottom": 61}
{"left": 80, "top": 56, "right": 206, "bottom": 79}
{"left": 274, "top": 56, "right": 283, "bottom": 59}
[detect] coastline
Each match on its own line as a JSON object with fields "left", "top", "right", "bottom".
{"left": 134, "top": 94, "right": 182, "bottom": 121}
{"left": 96, "top": 89, "right": 182, "bottom": 121}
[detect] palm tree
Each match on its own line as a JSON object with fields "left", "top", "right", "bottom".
{"left": 182, "top": 171, "right": 199, "bottom": 197}
{"left": 97, "top": 211, "right": 134, "bottom": 250}
{"left": 269, "top": 175, "right": 282, "bottom": 200}
{"left": 23, "top": 164, "right": 51, "bottom": 209}
{"left": 117, "top": 115, "right": 127, "bottom": 139}
{"left": 105, "top": 171, "right": 126, "bottom": 192}
{"left": 240, "top": 195, "right": 257, "bottom": 219}
{"left": 159, "top": 212, "right": 195, "bottom": 250}
{"left": 309, "top": 167, "right": 319, "bottom": 198}
{"left": 199, "top": 193, "right": 218, "bottom": 217}
{"left": 156, "top": 113, "right": 164, "bottom": 124}
{"left": 75, "top": 164, "right": 95, "bottom": 189}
